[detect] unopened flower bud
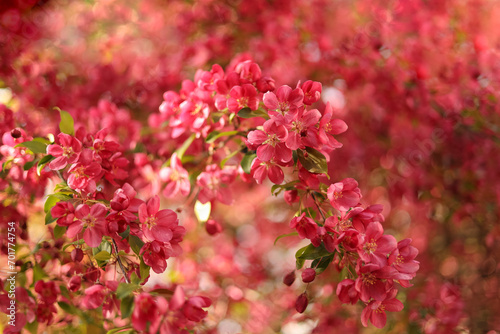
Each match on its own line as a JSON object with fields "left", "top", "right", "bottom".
{"left": 205, "top": 219, "right": 222, "bottom": 235}
{"left": 71, "top": 248, "right": 84, "bottom": 262}
{"left": 295, "top": 292, "right": 309, "bottom": 313}
{"left": 11, "top": 128, "right": 21, "bottom": 138}
{"left": 301, "top": 268, "right": 316, "bottom": 283}
{"left": 283, "top": 270, "right": 296, "bottom": 286}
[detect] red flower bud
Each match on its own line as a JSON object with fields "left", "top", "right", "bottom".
{"left": 205, "top": 219, "right": 222, "bottom": 235}
{"left": 71, "top": 248, "right": 84, "bottom": 262}
{"left": 10, "top": 128, "right": 21, "bottom": 138}
{"left": 283, "top": 270, "right": 296, "bottom": 286}
{"left": 301, "top": 268, "right": 316, "bottom": 283}
{"left": 295, "top": 292, "right": 309, "bottom": 313}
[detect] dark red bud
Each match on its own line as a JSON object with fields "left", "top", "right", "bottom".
{"left": 205, "top": 219, "right": 223, "bottom": 235}
{"left": 71, "top": 248, "right": 84, "bottom": 262}
{"left": 295, "top": 292, "right": 309, "bottom": 313}
{"left": 283, "top": 270, "right": 296, "bottom": 286}
{"left": 301, "top": 268, "right": 316, "bottom": 283}
{"left": 11, "top": 128, "right": 22, "bottom": 138}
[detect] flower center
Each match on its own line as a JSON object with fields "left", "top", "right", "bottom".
{"left": 364, "top": 239, "right": 377, "bottom": 254}
{"left": 144, "top": 215, "right": 158, "bottom": 229}
{"left": 332, "top": 191, "right": 343, "bottom": 200}
{"left": 362, "top": 273, "right": 376, "bottom": 285}
{"left": 83, "top": 215, "right": 97, "bottom": 228}
{"left": 265, "top": 133, "right": 280, "bottom": 147}
{"left": 63, "top": 146, "right": 74, "bottom": 157}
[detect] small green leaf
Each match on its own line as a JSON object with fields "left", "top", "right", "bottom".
{"left": 56, "top": 107, "right": 75, "bottom": 135}
{"left": 311, "top": 254, "right": 335, "bottom": 274}
{"left": 130, "top": 272, "right": 141, "bottom": 285}
{"left": 220, "top": 149, "right": 240, "bottom": 168}
{"left": 237, "top": 107, "right": 269, "bottom": 119}
{"left": 15, "top": 141, "right": 47, "bottom": 154}
{"left": 119, "top": 225, "right": 131, "bottom": 239}
{"left": 120, "top": 295, "right": 134, "bottom": 319}
{"left": 206, "top": 130, "right": 240, "bottom": 143}
{"left": 296, "top": 243, "right": 331, "bottom": 260}
{"left": 44, "top": 195, "right": 60, "bottom": 213}
{"left": 58, "top": 301, "right": 75, "bottom": 314}
{"left": 23, "top": 159, "right": 38, "bottom": 171}
{"left": 37, "top": 154, "right": 55, "bottom": 176}
{"left": 106, "top": 326, "right": 134, "bottom": 334}
{"left": 129, "top": 235, "right": 144, "bottom": 256}
{"left": 237, "top": 107, "right": 253, "bottom": 118}
{"left": 175, "top": 133, "right": 196, "bottom": 160}
{"left": 240, "top": 152, "right": 256, "bottom": 174}
{"left": 53, "top": 225, "right": 66, "bottom": 239}
{"left": 33, "top": 263, "right": 47, "bottom": 282}
{"left": 297, "top": 147, "right": 328, "bottom": 174}
{"left": 194, "top": 200, "right": 211, "bottom": 223}
{"left": 271, "top": 180, "right": 300, "bottom": 196}
{"left": 140, "top": 260, "right": 150, "bottom": 282}
{"left": 274, "top": 232, "right": 299, "bottom": 245}
{"left": 296, "top": 257, "right": 306, "bottom": 270}
{"left": 25, "top": 321, "right": 38, "bottom": 334}
{"left": 94, "top": 250, "right": 111, "bottom": 261}
{"left": 116, "top": 282, "right": 139, "bottom": 299}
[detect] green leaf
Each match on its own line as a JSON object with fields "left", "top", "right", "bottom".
{"left": 106, "top": 326, "right": 134, "bottom": 334}
{"left": 194, "top": 200, "right": 211, "bottom": 223}
{"left": 206, "top": 130, "right": 240, "bottom": 143}
{"left": 56, "top": 107, "right": 75, "bottom": 135}
{"left": 274, "top": 232, "right": 299, "bottom": 245}
{"left": 44, "top": 195, "right": 60, "bottom": 213}
{"left": 25, "top": 321, "right": 38, "bottom": 334}
{"left": 33, "top": 263, "right": 47, "bottom": 282}
{"left": 116, "top": 282, "right": 139, "bottom": 299}
{"left": 130, "top": 272, "right": 141, "bottom": 285}
{"left": 296, "top": 243, "right": 331, "bottom": 261}
{"left": 15, "top": 141, "right": 47, "bottom": 154}
{"left": 120, "top": 295, "right": 134, "bottom": 319}
{"left": 94, "top": 250, "right": 111, "bottom": 261}
{"left": 118, "top": 225, "right": 131, "bottom": 239}
{"left": 94, "top": 240, "right": 112, "bottom": 254}
{"left": 240, "top": 152, "right": 256, "bottom": 174}
{"left": 296, "top": 257, "right": 306, "bottom": 270}
{"left": 53, "top": 225, "right": 66, "bottom": 239}
{"left": 271, "top": 180, "right": 300, "bottom": 196}
{"left": 297, "top": 147, "right": 328, "bottom": 174}
{"left": 129, "top": 235, "right": 144, "bottom": 256}
{"left": 23, "top": 159, "right": 38, "bottom": 171}
{"left": 37, "top": 155, "right": 55, "bottom": 176}
{"left": 237, "top": 107, "right": 269, "bottom": 119}
{"left": 237, "top": 107, "right": 253, "bottom": 118}
{"left": 220, "top": 149, "right": 240, "bottom": 168}
{"left": 311, "top": 254, "right": 335, "bottom": 274}
{"left": 58, "top": 301, "right": 75, "bottom": 314}
{"left": 140, "top": 259, "right": 150, "bottom": 282}
{"left": 32, "top": 137, "right": 50, "bottom": 145}
{"left": 175, "top": 133, "right": 196, "bottom": 160}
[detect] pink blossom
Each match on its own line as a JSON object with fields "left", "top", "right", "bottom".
{"left": 247, "top": 120, "right": 292, "bottom": 163}
{"left": 67, "top": 203, "right": 107, "bottom": 247}
{"left": 138, "top": 195, "right": 179, "bottom": 242}
{"left": 358, "top": 222, "right": 398, "bottom": 267}
{"left": 263, "top": 85, "right": 304, "bottom": 125}
{"left": 159, "top": 153, "right": 190, "bottom": 197}
{"left": 361, "top": 292, "right": 404, "bottom": 328}
{"left": 250, "top": 158, "right": 285, "bottom": 185}
{"left": 196, "top": 164, "right": 235, "bottom": 205}
{"left": 301, "top": 80, "right": 322, "bottom": 105}
{"left": 227, "top": 84, "right": 259, "bottom": 113}
{"left": 327, "top": 178, "right": 362, "bottom": 212}
{"left": 290, "top": 213, "right": 317, "bottom": 239}
{"left": 46, "top": 133, "right": 82, "bottom": 170}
